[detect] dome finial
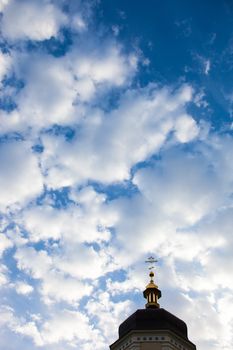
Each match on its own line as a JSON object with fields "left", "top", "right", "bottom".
{"left": 144, "top": 256, "right": 161, "bottom": 309}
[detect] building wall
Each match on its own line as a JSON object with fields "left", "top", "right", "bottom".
{"left": 110, "top": 331, "right": 196, "bottom": 350}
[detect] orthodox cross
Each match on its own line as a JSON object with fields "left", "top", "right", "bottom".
{"left": 145, "top": 256, "right": 158, "bottom": 271}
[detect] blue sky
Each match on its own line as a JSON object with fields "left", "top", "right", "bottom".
{"left": 0, "top": 1, "right": 233, "bottom": 349}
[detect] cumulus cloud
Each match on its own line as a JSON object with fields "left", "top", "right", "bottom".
{"left": 1, "top": 0, "right": 66, "bottom": 41}
{"left": 40, "top": 84, "right": 198, "bottom": 188}
{"left": 0, "top": 264, "right": 8, "bottom": 286}
{"left": 14, "top": 246, "right": 93, "bottom": 305}
{"left": 39, "top": 310, "right": 102, "bottom": 347}
{"left": 0, "top": 0, "right": 9, "bottom": 12}
{"left": 134, "top": 147, "right": 225, "bottom": 225}
{"left": 105, "top": 134, "right": 233, "bottom": 270}
{"left": 15, "top": 281, "right": 34, "bottom": 295}
{"left": 0, "top": 42, "right": 138, "bottom": 134}
{"left": 174, "top": 114, "right": 199, "bottom": 142}
{"left": 0, "top": 51, "right": 12, "bottom": 82}
{"left": 14, "top": 54, "right": 78, "bottom": 130}
{"left": 0, "top": 110, "right": 22, "bottom": 135}
{"left": 0, "top": 305, "right": 43, "bottom": 347}
{"left": 86, "top": 290, "right": 134, "bottom": 341}
{"left": 0, "top": 233, "right": 13, "bottom": 257}
{"left": 0, "top": 141, "right": 43, "bottom": 210}
{"left": 21, "top": 186, "right": 116, "bottom": 245}
{"left": 0, "top": 306, "right": 105, "bottom": 349}
{"left": 71, "top": 45, "right": 138, "bottom": 88}
{"left": 70, "top": 44, "right": 138, "bottom": 101}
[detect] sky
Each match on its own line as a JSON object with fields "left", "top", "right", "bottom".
{"left": 0, "top": 0, "right": 233, "bottom": 349}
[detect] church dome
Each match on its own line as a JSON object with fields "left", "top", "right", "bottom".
{"left": 110, "top": 258, "right": 196, "bottom": 350}
{"left": 119, "top": 308, "right": 189, "bottom": 340}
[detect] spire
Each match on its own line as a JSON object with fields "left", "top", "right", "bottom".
{"left": 143, "top": 257, "right": 161, "bottom": 309}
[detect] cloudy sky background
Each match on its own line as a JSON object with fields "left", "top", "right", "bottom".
{"left": 0, "top": 1, "right": 233, "bottom": 349}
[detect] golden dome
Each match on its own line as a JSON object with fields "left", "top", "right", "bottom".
{"left": 143, "top": 266, "right": 161, "bottom": 308}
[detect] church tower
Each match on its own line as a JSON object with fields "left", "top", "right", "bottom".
{"left": 110, "top": 260, "right": 196, "bottom": 350}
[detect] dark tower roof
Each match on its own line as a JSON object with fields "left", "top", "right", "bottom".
{"left": 119, "top": 308, "right": 188, "bottom": 339}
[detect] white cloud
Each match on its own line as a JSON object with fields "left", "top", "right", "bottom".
{"left": 0, "top": 233, "right": 13, "bottom": 257}
{"left": 71, "top": 45, "right": 138, "bottom": 86}
{"left": 204, "top": 59, "right": 211, "bottom": 75}
{"left": 15, "top": 281, "right": 33, "bottom": 295}
{"left": 0, "top": 111, "right": 21, "bottom": 135}
{"left": 40, "top": 309, "right": 102, "bottom": 347}
{"left": 163, "top": 292, "right": 226, "bottom": 350}
{"left": 0, "top": 43, "right": 138, "bottom": 134}
{"left": 75, "top": 77, "right": 96, "bottom": 101}
{"left": 86, "top": 290, "right": 134, "bottom": 342}
{"left": 193, "top": 89, "right": 209, "bottom": 109}
{"left": 0, "top": 305, "right": 14, "bottom": 327}
{"left": 15, "top": 187, "right": 118, "bottom": 295}
{"left": 71, "top": 14, "right": 87, "bottom": 32}
{"left": 66, "top": 43, "right": 138, "bottom": 102}
{"left": 0, "top": 51, "right": 12, "bottom": 82}
{"left": 0, "top": 305, "right": 43, "bottom": 347}
{"left": 217, "top": 293, "right": 233, "bottom": 348}
{"left": 41, "top": 270, "right": 93, "bottom": 305}
{"left": 15, "top": 246, "right": 52, "bottom": 280}
{"left": 0, "top": 305, "right": 105, "bottom": 349}
{"left": 103, "top": 135, "right": 233, "bottom": 271}
{"left": 14, "top": 246, "right": 93, "bottom": 304}
{"left": 14, "top": 321, "right": 43, "bottom": 346}
{"left": 174, "top": 114, "right": 199, "bottom": 142}
{"left": 14, "top": 54, "right": 78, "bottom": 130}
{"left": 1, "top": 0, "right": 66, "bottom": 41}
{"left": 0, "top": 264, "right": 8, "bottom": 286}
{"left": 0, "top": 0, "right": 9, "bottom": 12}
{"left": 21, "top": 187, "right": 116, "bottom": 245}
{"left": 133, "top": 147, "right": 224, "bottom": 225}
{"left": 0, "top": 141, "right": 43, "bottom": 211}
{"left": 41, "top": 85, "right": 198, "bottom": 188}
